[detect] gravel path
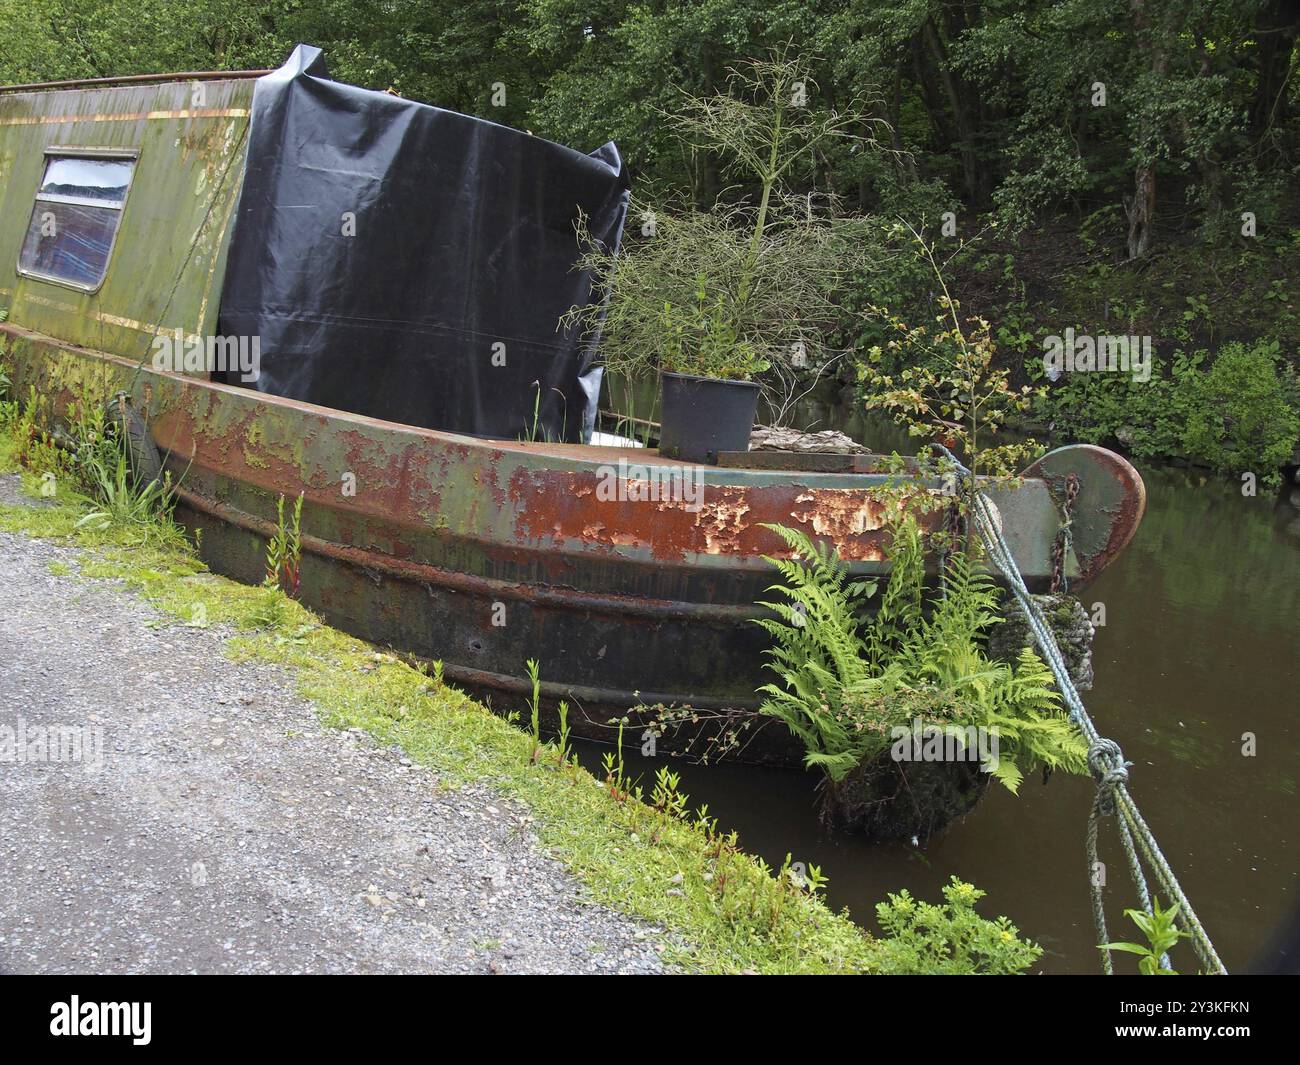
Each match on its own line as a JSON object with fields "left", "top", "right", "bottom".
{"left": 0, "top": 476, "right": 668, "bottom": 974}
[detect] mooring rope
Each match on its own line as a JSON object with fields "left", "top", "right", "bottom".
{"left": 931, "top": 445, "right": 1227, "bottom": 975}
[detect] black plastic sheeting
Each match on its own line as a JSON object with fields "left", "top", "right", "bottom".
{"left": 217, "top": 45, "right": 629, "bottom": 442}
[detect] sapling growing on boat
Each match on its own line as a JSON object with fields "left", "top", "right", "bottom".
{"left": 264, "top": 491, "right": 303, "bottom": 597}
{"left": 862, "top": 223, "right": 1044, "bottom": 519}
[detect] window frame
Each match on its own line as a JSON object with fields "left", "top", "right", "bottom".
{"left": 16, "top": 146, "right": 139, "bottom": 294}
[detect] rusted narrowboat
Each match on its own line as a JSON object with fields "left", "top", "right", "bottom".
{"left": 0, "top": 48, "right": 1145, "bottom": 762}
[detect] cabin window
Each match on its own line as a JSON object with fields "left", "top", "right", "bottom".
{"left": 17, "top": 152, "right": 136, "bottom": 291}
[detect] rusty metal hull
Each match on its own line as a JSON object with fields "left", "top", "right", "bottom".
{"left": 4, "top": 325, "right": 1146, "bottom": 760}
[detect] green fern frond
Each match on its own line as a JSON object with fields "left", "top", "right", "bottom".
{"left": 754, "top": 517, "right": 1090, "bottom": 794}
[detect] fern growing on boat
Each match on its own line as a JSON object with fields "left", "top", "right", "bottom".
{"left": 754, "top": 524, "right": 877, "bottom": 778}
{"left": 972, "top": 647, "right": 1088, "bottom": 792}
{"left": 863, "top": 515, "right": 923, "bottom": 672}
{"left": 754, "top": 517, "right": 1086, "bottom": 792}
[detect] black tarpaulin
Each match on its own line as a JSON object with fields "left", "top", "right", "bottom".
{"left": 217, "top": 45, "right": 629, "bottom": 442}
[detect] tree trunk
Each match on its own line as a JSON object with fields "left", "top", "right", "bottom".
{"left": 920, "top": 16, "right": 986, "bottom": 207}
{"left": 1125, "top": 0, "right": 1171, "bottom": 258}
{"left": 1127, "top": 163, "right": 1155, "bottom": 259}
{"left": 911, "top": 37, "right": 957, "bottom": 151}
{"left": 695, "top": 45, "right": 722, "bottom": 209}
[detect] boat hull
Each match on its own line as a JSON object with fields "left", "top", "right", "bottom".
{"left": 4, "top": 325, "right": 1146, "bottom": 763}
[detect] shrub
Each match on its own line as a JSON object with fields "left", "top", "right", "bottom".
{"left": 873, "top": 876, "right": 1042, "bottom": 975}
{"left": 1181, "top": 339, "right": 1299, "bottom": 487}
{"left": 1034, "top": 339, "right": 1300, "bottom": 488}
{"left": 567, "top": 55, "right": 888, "bottom": 418}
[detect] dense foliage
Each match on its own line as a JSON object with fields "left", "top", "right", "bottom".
{"left": 755, "top": 520, "right": 1088, "bottom": 795}
{"left": 6, "top": 1, "right": 1295, "bottom": 247}
{"left": 1041, "top": 337, "right": 1300, "bottom": 482}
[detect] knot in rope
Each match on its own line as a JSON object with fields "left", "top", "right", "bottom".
{"left": 1088, "top": 738, "right": 1129, "bottom": 816}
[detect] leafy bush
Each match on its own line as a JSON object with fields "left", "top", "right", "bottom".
{"left": 1181, "top": 340, "right": 1299, "bottom": 487}
{"left": 1037, "top": 339, "right": 1300, "bottom": 489}
{"left": 1032, "top": 347, "right": 1204, "bottom": 461}
{"left": 873, "top": 876, "right": 1042, "bottom": 975}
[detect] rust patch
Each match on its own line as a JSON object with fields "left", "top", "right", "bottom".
{"left": 507, "top": 467, "right": 897, "bottom": 564}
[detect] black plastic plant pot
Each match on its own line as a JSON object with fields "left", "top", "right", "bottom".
{"left": 658, "top": 371, "right": 760, "bottom": 464}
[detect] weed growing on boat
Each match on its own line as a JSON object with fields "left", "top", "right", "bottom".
{"left": 0, "top": 345, "right": 12, "bottom": 422}
{"left": 240, "top": 495, "right": 307, "bottom": 633}
{"left": 518, "top": 383, "right": 567, "bottom": 443}
{"left": 755, "top": 519, "right": 1087, "bottom": 824}
{"left": 1100, "top": 897, "right": 1190, "bottom": 975}
{"left": 633, "top": 702, "right": 758, "bottom": 764}
{"left": 598, "top": 379, "right": 658, "bottom": 447}
{"left": 264, "top": 492, "right": 303, "bottom": 596}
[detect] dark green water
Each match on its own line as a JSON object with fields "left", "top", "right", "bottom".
{"left": 589, "top": 402, "right": 1300, "bottom": 972}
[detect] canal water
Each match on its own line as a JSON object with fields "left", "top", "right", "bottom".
{"left": 588, "top": 398, "right": 1300, "bottom": 973}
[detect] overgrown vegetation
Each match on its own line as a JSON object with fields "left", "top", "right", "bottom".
{"left": 755, "top": 520, "right": 1087, "bottom": 830}
{"left": 568, "top": 54, "right": 884, "bottom": 421}
{"left": 0, "top": 357, "right": 182, "bottom": 545}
